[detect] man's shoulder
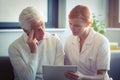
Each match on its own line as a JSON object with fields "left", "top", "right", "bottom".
{"left": 9, "top": 35, "right": 24, "bottom": 48}
{"left": 46, "top": 32, "right": 60, "bottom": 39}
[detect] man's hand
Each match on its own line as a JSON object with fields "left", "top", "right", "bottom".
{"left": 27, "top": 30, "right": 39, "bottom": 54}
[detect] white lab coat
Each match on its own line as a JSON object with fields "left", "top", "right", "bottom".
{"left": 64, "top": 28, "right": 111, "bottom": 79}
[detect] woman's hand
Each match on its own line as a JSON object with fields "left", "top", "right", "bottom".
{"left": 75, "top": 71, "right": 85, "bottom": 80}
{"left": 27, "top": 30, "right": 39, "bottom": 54}
{"left": 65, "top": 71, "right": 84, "bottom": 80}
{"left": 65, "top": 71, "right": 79, "bottom": 80}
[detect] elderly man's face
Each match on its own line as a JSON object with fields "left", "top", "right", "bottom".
{"left": 24, "top": 20, "right": 45, "bottom": 41}
{"left": 30, "top": 20, "right": 45, "bottom": 41}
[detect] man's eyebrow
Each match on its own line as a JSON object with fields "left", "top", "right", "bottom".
{"left": 38, "top": 21, "right": 44, "bottom": 25}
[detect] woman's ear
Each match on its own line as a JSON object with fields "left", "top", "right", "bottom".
{"left": 86, "top": 20, "right": 92, "bottom": 27}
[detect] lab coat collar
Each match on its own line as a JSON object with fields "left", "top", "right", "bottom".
{"left": 72, "top": 28, "right": 96, "bottom": 45}
{"left": 71, "top": 28, "right": 97, "bottom": 54}
{"left": 84, "top": 28, "right": 96, "bottom": 45}
{"left": 71, "top": 36, "right": 79, "bottom": 46}
{"left": 81, "top": 28, "right": 97, "bottom": 53}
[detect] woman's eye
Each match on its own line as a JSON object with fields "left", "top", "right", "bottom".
{"left": 75, "top": 24, "right": 83, "bottom": 27}
{"left": 69, "top": 23, "right": 72, "bottom": 26}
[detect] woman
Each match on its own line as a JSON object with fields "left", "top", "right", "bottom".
{"left": 64, "top": 5, "right": 111, "bottom": 80}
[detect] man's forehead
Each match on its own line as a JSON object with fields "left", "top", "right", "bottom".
{"left": 29, "top": 20, "right": 44, "bottom": 29}
{"left": 31, "top": 20, "right": 43, "bottom": 25}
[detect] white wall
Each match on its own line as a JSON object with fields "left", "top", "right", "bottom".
{"left": 0, "top": 0, "right": 48, "bottom": 22}
{"left": 105, "top": 28, "right": 120, "bottom": 46}
{"left": 0, "top": 0, "right": 120, "bottom": 56}
{"left": 0, "top": 30, "right": 22, "bottom": 56}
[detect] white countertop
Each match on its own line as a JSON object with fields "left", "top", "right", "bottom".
{"left": 111, "top": 50, "right": 120, "bottom": 53}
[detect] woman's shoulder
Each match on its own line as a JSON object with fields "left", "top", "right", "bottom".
{"left": 95, "top": 32, "right": 109, "bottom": 42}
{"left": 90, "top": 28, "right": 108, "bottom": 41}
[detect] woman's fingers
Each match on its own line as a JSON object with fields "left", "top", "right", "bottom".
{"left": 65, "top": 71, "right": 79, "bottom": 80}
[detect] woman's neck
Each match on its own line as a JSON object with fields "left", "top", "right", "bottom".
{"left": 79, "top": 28, "right": 91, "bottom": 52}
{"left": 79, "top": 27, "right": 90, "bottom": 41}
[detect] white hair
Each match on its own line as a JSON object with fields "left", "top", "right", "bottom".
{"left": 19, "top": 7, "right": 44, "bottom": 30}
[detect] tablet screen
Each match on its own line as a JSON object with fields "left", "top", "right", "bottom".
{"left": 42, "top": 65, "right": 77, "bottom": 80}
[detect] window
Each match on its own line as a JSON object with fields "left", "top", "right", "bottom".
{"left": 108, "top": 0, "right": 120, "bottom": 28}
{"left": 0, "top": 0, "right": 58, "bottom": 29}
{"left": 46, "top": 0, "right": 58, "bottom": 28}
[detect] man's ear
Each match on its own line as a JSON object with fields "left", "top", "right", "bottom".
{"left": 23, "top": 28, "right": 29, "bottom": 36}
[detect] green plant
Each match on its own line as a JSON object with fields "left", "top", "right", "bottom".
{"left": 91, "top": 14, "right": 106, "bottom": 35}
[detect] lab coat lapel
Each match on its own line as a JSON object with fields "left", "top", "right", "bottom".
{"left": 81, "top": 28, "right": 96, "bottom": 54}
{"left": 71, "top": 36, "right": 80, "bottom": 56}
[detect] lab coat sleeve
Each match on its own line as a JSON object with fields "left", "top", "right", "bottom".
{"left": 8, "top": 44, "right": 38, "bottom": 80}
{"left": 96, "top": 38, "right": 110, "bottom": 70}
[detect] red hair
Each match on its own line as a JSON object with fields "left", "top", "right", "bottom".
{"left": 69, "top": 5, "right": 91, "bottom": 22}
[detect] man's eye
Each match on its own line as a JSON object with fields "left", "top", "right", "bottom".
{"left": 36, "top": 28, "right": 43, "bottom": 32}
{"left": 36, "top": 29, "right": 41, "bottom": 32}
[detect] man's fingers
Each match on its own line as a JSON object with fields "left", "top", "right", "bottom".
{"left": 29, "top": 30, "right": 34, "bottom": 40}
{"left": 34, "top": 38, "right": 39, "bottom": 45}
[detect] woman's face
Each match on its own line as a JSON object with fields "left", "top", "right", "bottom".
{"left": 69, "top": 18, "right": 87, "bottom": 37}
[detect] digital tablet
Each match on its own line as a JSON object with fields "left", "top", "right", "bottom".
{"left": 42, "top": 65, "right": 77, "bottom": 80}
